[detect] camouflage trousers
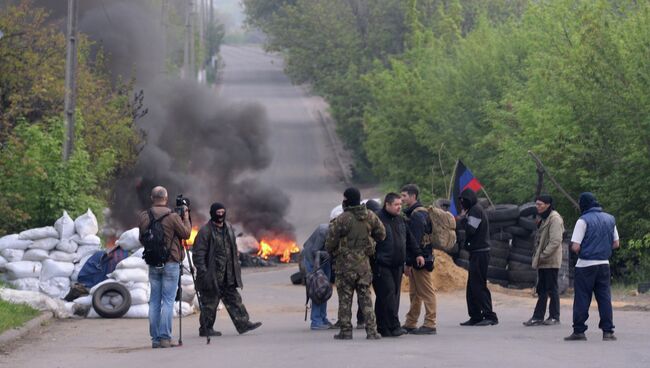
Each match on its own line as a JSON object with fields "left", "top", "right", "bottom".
{"left": 335, "top": 271, "right": 378, "bottom": 336}
{"left": 199, "top": 286, "right": 251, "bottom": 333}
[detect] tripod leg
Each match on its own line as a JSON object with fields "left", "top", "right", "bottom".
{"left": 178, "top": 264, "right": 183, "bottom": 346}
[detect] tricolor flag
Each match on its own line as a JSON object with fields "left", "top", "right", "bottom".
{"left": 449, "top": 160, "right": 483, "bottom": 216}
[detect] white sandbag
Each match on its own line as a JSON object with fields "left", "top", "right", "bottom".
{"left": 4, "top": 261, "right": 41, "bottom": 279}
{"left": 22, "top": 249, "right": 49, "bottom": 262}
{"left": 1, "top": 248, "right": 24, "bottom": 262}
{"left": 74, "top": 209, "right": 98, "bottom": 238}
{"left": 173, "top": 301, "right": 194, "bottom": 317}
{"left": 0, "top": 234, "right": 33, "bottom": 250}
{"left": 181, "top": 284, "right": 195, "bottom": 303}
{"left": 77, "top": 234, "right": 101, "bottom": 246}
{"left": 8, "top": 277, "right": 40, "bottom": 292}
{"left": 40, "top": 259, "right": 74, "bottom": 280}
{"left": 56, "top": 238, "right": 78, "bottom": 253}
{"left": 130, "top": 247, "right": 144, "bottom": 258}
{"left": 115, "top": 228, "right": 140, "bottom": 251}
{"left": 129, "top": 288, "right": 149, "bottom": 305}
{"left": 70, "top": 262, "right": 82, "bottom": 282}
{"left": 108, "top": 268, "right": 148, "bottom": 283}
{"left": 116, "top": 256, "right": 147, "bottom": 270}
{"left": 87, "top": 307, "right": 100, "bottom": 318}
{"left": 181, "top": 274, "right": 194, "bottom": 286}
{"left": 54, "top": 211, "right": 75, "bottom": 239}
{"left": 0, "top": 288, "right": 71, "bottom": 318}
{"left": 109, "top": 294, "right": 124, "bottom": 307}
{"left": 129, "top": 282, "right": 150, "bottom": 293}
{"left": 100, "top": 294, "right": 111, "bottom": 306}
{"left": 89, "top": 279, "right": 113, "bottom": 295}
{"left": 39, "top": 277, "right": 71, "bottom": 298}
{"left": 123, "top": 303, "right": 149, "bottom": 318}
{"left": 19, "top": 226, "right": 58, "bottom": 240}
{"left": 0, "top": 255, "right": 6, "bottom": 270}
{"left": 75, "top": 245, "right": 101, "bottom": 261}
{"left": 29, "top": 237, "right": 59, "bottom": 251}
{"left": 48, "top": 250, "right": 77, "bottom": 262}
{"left": 73, "top": 295, "right": 92, "bottom": 306}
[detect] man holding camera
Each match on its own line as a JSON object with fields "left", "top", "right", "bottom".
{"left": 138, "top": 186, "right": 192, "bottom": 349}
{"left": 192, "top": 202, "right": 262, "bottom": 337}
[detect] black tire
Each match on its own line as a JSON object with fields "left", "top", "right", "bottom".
{"left": 519, "top": 202, "right": 537, "bottom": 218}
{"left": 455, "top": 258, "right": 469, "bottom": 270}
{"left": 510, "top": 246, "right": 535, "bottom": 257}
{"left": 505, "top": 226, "right": 531, "bottom": 238}
{"left": 490, "top": 246, "right": 510, "bottom": 259}
{"left": 458, "top": 250, "right": 470, "bottom": 260}
{"left": 478, "top": 198, "right": 491, "bottom": 209}
{"left": 290, "top": 271, "right": 304, "bottom": 285}
{"left": 488, "top": 239, "right": 510, "bottom": 250}
{"left": 508, "top": 260, "right": 534, "bottom": 271}
{"left": 488, "top": 278, "right": 508, "bottom": 287}
{"left": 508, "top": 252, "right": 533, "bottom": 264}
{"left": 298, "top": 251, "right": 306, "bottom": 276}
{"left": 92, "top": 282, "right": 132, "bottom": 319}
{"left": 489, "top": 256, "right": 508, "bottom": 268}
{"left": 487, "top": 204, "right": 519, "bottom": 222}
{"left": 490, "top": 231, "right": 513, "bottom": 242}
{"left": 487, "top": 265, "right": 508, "bottom": 280}
{"left": 508, "top": 270, "right": 538, "bottom": 284}
{"left": 489, "top": 220, "right": 518, "bottom": 232}
{"left": 513, "top": 236, "right": 535, "bottom": 249}
{"left": 518, "top": 216, "right": 538, "bottom": 231}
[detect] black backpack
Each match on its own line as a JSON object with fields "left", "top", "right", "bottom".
{"left": 141, "top": 210, "right": 171, "bottom": 267}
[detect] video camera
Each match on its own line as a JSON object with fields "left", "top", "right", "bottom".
{"left": 175, "top": 194, "right": 191, "bottom": 217}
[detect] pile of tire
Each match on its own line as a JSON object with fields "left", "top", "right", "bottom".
{"left": 486, "top": 204, "right": 520, "bottom": 286}
{"left": 503, "top": 202, "right": 538, "bottom": 288}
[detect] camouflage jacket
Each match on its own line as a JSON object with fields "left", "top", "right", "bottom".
{"left": 325, "top": 204, "right": 386, "bottom": 276}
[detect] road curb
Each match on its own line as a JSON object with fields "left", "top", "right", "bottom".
{"left": 0, "top": 311, "right": 53, "bottom": 347}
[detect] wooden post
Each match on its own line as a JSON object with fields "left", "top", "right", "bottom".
{"left": 528, "top": 151, "right": 580, "bottom": 211}
{"left": 63, "top": 0, "right": 79, "bottom": 161}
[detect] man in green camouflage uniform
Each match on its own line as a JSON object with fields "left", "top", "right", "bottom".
{"left": 193, "top": 202, "right": 262, "bottom": 337}
{"left": 326, "top": 187, "right": 386, "bottom": 340}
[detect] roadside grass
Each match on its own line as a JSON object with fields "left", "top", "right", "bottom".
{"left": 0, "top": 281, "right": 40, "bottom": 334}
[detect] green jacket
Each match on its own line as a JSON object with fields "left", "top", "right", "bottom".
{"left": 325, "top": 204, "right": 386, "bottom": 276}
{"left": 532, "top": 210, "right": 565, "bottom": 269}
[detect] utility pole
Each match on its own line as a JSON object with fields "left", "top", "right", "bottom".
{"left": 63, "top": 0, "right": 79, "bottom": 161}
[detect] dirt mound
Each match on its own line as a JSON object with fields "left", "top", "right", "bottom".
{"left": 401, "top": 250, "right": 467, "bottom": 292}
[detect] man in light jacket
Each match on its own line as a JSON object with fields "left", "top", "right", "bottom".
{"left": 523, "top": 194, "right": 564, "bottom": 326}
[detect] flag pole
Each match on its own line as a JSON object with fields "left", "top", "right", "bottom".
{"left": 448, "top": 159, "right": 459, "bottom": 200}
{"left": 480, "top": 187, "right": 495, "bottom": 208}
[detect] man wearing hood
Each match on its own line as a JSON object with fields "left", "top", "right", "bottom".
{"left": 565, "top": 192, "right": 619, "bottom": 342}
{"left": 326, "top": 187, "right": 386, "bottom": 340}
{"left": 373, "top": 193, "right": 424, "bottom": 337}
{"left": 457, "top": 188, "right": 498, "bottom": 326}
{"left": 193, "top": 202, "right": 262, "bottom": 337}
{"left": 523, "top": 194, "right": 565, "bottom": 326}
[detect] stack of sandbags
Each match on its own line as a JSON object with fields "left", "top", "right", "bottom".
{"left": 0, "top": 209, "right": 101, "bottom": 299}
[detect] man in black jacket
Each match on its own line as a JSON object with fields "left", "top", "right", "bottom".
{"left": 458, "top": 188, "right": 498, "bottom": 326}
{"left": 192, "top": 202, "right": 262, "bottom": 337}
{"left": 373, "top": 193, "right": 424, "bottom": 337}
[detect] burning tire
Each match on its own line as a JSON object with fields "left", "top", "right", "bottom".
{"left": 92, "top": 282, "right": 132, "bottom": 318}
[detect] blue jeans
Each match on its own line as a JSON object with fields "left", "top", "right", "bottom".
{"left": 304, "top": 257, "right": 332, "bottom": 327}
{"left": 149, "top": 262, "right": 180, "bottom": 343}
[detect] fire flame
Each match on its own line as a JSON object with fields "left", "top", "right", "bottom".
{"left": 257, "top": 237, "right": 300, "bottom": 263}
{"left": 186, "top": 226, "right": 199, "bottom": 247}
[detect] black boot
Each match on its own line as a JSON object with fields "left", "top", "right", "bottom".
{"left": 199, "top": 328, "right": 222, "bottom": 337}
{"left": 239, "top": 321, "right": 262, "bottom": 335}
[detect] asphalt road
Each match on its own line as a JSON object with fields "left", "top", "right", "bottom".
{"left": 2, "top": 45, "right": 649, "bottom": 368}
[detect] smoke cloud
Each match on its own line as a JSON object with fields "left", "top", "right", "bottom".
{"left": 38, "top": 0, "right": 295, "bottom": 239}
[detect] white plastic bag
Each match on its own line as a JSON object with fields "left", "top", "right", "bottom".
{"left": 109, "top": 268, "right": 148, "bottom": 283}
{"left": 77, "top": 235, "right": 101, "bottom": 246}
{"left": 129, "top": 288, "right": 149, "bottom": 305}
{"left": 1, "top": 248, "right": 25, "bottom": 262}
{"left": 0, "top": 255, "right": 7, "bottom": 270}
{"left": 22, "top": 249, "right": 49, "bottom": 262}
{"left": 115, "top": 228, "right": 141, "bottom": 251}
{"left": 130, "top": 247, "right": 144, "bottom": 258}
{"left": 116, "top": 256, "right": 147, "bottom": 270}
{"left": 8, "top": 277, "right": 40, "bottom": 291}
{"left": 4, "top": 261, "right": 42, "bottom": 279}
{"left": 39, "top": 277, "right": 71, "bottom": 298}
{"left": 0, "top": 234, "right": 32, "bottom": 250}
{"left": 73, "top": 295, "right": 92, "bottom": 306}
{"left": 19, "top": 226, "right": 58, "bottom": 240}
{"left": 173, "top": 301, "right": 194, "bottom": 317}
{"left": 74, "top": 209, "right": 99, "bottom": 238}
{"left": 40, "top": 259, "right": 74, "bottom": 280}
{"left": 123, "top": 303, "right": 149, "bottom": 318}
{"left": 56, "top": 238, "right": 78, "bottom": 253}
{"left": 54, "top": 211, "right": 75, "bottom": 239}
{"left": 29, "top": 237, "right": 59, "bottom": 251}
{"left": 48, "top": 250, "right": 77, "bottom": 262}
{"left": 89, "top": 279, "right": 113, "bottom": 295}
{"left": 75, "top": 245, "right": 101, "bottom": 261}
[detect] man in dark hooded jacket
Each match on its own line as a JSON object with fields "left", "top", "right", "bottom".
{"left": 565, "top": 192, "right": 619, "bottom": 342}
{"left": 192, "top": 202, "right": 262, "bottom": 337}
{"left": 373, "top": 192, "right": 423, "bottom": 337}
{"left": 457, "top": 188, "right": 498, "bottom": 326}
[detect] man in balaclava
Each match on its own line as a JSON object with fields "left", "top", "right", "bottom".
{"left": 192, "top": 202, "right": 262, "bottom": 337}
{"left": 457, "top": 188, "right": 498, "bottom": 326}
{"left": 326, "top": 187, "right": 386, "bottom": 340}
{"left": 523, "top": 194, "right": 564, "bottom": 327}
{"left": 565, "top": 192, "right": 620, "bottom": 342}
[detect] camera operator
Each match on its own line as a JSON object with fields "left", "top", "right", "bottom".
{"left": 137, "top": 186, "right": 191, "bottom": 349}
{"left": 192, "top": 202, "right": 262, "bottom": 337}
